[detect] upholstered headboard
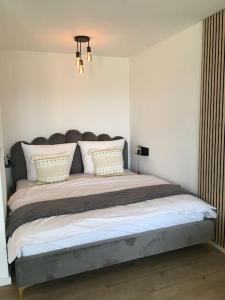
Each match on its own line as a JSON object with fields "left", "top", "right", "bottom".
{"left": 10, "top": 129, "right": 128, "bottom": 188}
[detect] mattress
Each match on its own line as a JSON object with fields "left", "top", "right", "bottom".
{"left": 7, "top": 172, "right": 216, "bottom": 263}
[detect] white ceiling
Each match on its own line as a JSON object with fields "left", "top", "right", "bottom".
{"left": 0, "top": 0, "right": 225, "bottom": 57}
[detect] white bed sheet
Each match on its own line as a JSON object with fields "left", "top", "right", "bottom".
{"left": 7, "top": 193, "right": 216, "bottom": 263}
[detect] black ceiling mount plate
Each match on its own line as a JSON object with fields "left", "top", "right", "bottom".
{"left": 74, "top": 35, "right": 90, "bottom": 43}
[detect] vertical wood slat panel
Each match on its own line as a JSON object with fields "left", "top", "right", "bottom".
{"left": 217, "top": 11, "right": 224, "bottom": 245}
{"left": 198, "top": 20, "right": 205, "bottom": 199}
{"left": 199, "top": 10, "right": 225, "bottom": 247}
{"left": 206, "top": 16, "right": 212, "bottom": 201}
{"left": 218, "top": 10, "right": 225, "bottom": 245}
{"left": 211, "top": 14, "right": 217, "bottom": 209}
{"left": 221, "top": 10, "right": 225, "bottom": 246}
{"left": 215, "top": 11, "right": 221, "bottom": 243}
{"left": 215, "top": 11, "right": 222, "bottom": 244}
{"left": 208, "top": 15, "right": 214, "bottom": 206}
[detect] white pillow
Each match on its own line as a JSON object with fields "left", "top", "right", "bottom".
{"left": 78, "top": 139, "right": 125, "bottom": 174}
{"left": 21, "top": 142, "right": 77, "bottom": 181}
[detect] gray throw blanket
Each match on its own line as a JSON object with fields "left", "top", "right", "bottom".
{"left": 7, "top": 184, "right": 191, "bottom": 237}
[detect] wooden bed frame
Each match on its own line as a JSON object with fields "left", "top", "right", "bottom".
{"left": 9, "top": 129, "right": 214, "bottom": 300}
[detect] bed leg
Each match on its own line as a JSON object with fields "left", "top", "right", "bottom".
{"left": 18, "top": 287, "right": 25, "bottom": 300}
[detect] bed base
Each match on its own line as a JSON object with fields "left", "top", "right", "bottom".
{"left": 15, "top": 220, "right": 214, "bottom": 299}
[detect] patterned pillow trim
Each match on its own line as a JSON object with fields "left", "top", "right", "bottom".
{"left": 32, "top": 152, "right": 71, "bottom": 184}
{"left": 91, "top": 147, "right": 124, "bottom": 176}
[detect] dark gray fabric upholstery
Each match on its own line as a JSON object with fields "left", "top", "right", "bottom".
{"left": 14, "top": 220, "right": 214, "bottom": 287}
{"left": 10, "top": 130, "right": 128, "bottom": 188}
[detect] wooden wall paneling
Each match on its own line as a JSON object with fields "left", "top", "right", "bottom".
{"left": 199, "top": 10, "right": 225, "bottom": 247}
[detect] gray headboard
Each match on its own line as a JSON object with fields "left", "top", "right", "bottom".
{"left": 10, "top": 129, "right": 128, "bottom": 188}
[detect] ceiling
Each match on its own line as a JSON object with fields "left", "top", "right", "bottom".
{"left": 0, "top": 0, "right": 225, "bottom": 57}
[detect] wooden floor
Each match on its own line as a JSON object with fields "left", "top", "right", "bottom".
{"left": 1, "top": 245, "right": 225, "bottom": 300}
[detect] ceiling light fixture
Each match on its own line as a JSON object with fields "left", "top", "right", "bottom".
{"left": 74, "top": 35, "right": 92, "bottom": 74}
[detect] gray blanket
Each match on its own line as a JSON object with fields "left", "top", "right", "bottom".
{"left": 7, "top": 184, "right": 191, "bottom": 237}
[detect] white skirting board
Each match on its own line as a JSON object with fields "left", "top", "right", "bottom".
{"left": 0, "top": 276, "right": 11, "bottom": 286}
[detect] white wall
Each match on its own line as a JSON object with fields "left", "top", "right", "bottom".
{"left": 0, "top": 51, "right": 130, "bottom": 154}
{"left": 0, "top": 105, "right": 11, "bottom": 286}
{"left": 130, "top": 23, "right": 202, "bottom": 193}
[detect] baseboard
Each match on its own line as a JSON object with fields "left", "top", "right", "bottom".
{"left": 208, "top": 241, "right": 225, "bottom": 254}
{"left": 0, "top": 276, "right": 11, "bottom": 286}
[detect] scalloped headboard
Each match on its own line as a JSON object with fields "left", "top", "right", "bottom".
{"left": 10, "top": 129, "right": 128, "bottom": 188}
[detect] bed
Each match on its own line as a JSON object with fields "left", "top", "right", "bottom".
{"left": 7, "top": 129, "right": 216, "bottom": 300}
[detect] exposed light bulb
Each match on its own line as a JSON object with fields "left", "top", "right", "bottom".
{"left": 76, "top": 51, "right": 80, "bottom": 67}
{"left": 79, "top": 60, "right": 84, "bottom": 74}
{"left": 87, "top": 46, "right": 92, "bottom": 62}
{"left": 87, "top": 52, "right": 92, "bottom": 62}
{"left": 79, "top": 65, "right": 84, "bottom": 74}
{"left": 76, "top": 57, "right": 80, "bottom": 67}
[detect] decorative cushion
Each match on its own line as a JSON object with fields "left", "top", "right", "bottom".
{"left": 78, "top": 139, "right": 125, "bottom": 174}
{"left": 92, "top": 147, "right": 124, "bottom": 176}
{"left": 21, "top": 143, "right": 77, "bottom": 181}
{"left": 33, "top": 153, "right": 71, "bottom": 184}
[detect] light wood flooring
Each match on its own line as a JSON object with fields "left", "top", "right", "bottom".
{"left": 1, "top": 245, "right": 225, "bottom": 300}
